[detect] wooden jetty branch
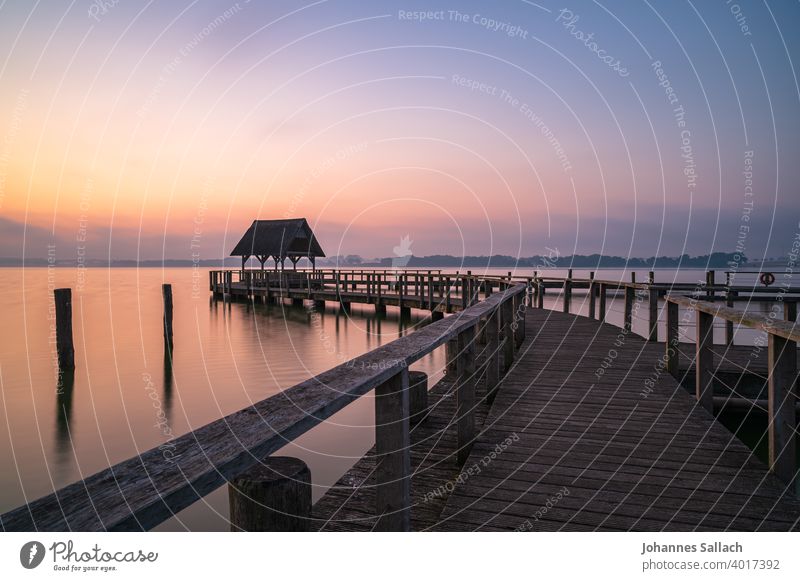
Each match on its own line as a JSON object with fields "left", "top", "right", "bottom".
{"left": 1, "top": 279, "right": 525, "bottom": 532}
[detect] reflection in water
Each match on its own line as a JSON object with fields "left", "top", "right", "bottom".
{"left": 54, "top": 368, "right": 75, "bottom": 470}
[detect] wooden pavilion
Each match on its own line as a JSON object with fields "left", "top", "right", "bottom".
{"left": 230, "top": 218, "right": 325, "bottom": 270}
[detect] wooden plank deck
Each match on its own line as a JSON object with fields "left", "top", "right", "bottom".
{"left": 313, "top": 308, "right": 800, "bottom": 531}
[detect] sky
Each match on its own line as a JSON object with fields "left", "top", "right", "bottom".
{"left": 0, "top": 0, "right": 798, "bottom": 262}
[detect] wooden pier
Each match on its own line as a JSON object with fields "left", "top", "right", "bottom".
{"left": 2, "top": 269, "right": 799, "bottom": 532}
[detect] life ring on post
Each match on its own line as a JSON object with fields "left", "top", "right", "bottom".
{"left": 759, "top": 272, "right": 775, "bottom": 287}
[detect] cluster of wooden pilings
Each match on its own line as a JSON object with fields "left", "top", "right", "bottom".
{"left": 2, "top": 276, "right": 527, "bottom": 531}
{"left": 51, "top": 284, "right": 176, "bottom": 374}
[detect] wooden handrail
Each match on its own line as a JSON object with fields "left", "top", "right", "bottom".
{"left": 665, "top": 294, "right": 800, "bottom": 342}
{"left": 0, "top": 282, "right": 525, "bottom": 532}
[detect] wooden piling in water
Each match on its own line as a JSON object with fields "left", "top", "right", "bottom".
{"left": 162, "top": 284, "right": 173, "bottom": 348}
{"left": 228, "top": 456, "right": 311, "bottom": 531}
{"left": 54, "top": 288, "right": 75, "bottom": 370}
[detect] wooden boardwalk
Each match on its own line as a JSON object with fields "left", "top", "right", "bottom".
{"left": 313, "top": 309, "right": 800, "bottom": 531}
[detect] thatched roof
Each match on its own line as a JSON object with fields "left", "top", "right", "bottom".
{"left": 230, "top": 218, "right": 325, "bottom": 259}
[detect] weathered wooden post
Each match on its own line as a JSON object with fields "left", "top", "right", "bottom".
{"left": 408, "top": 371, "right": 428, "bottom": 425}
{"left": 162, "top": 284, "right": 173, "bottom": 348}
{"left": 696, "top": 311, "right": 715, "bottom": 413}
{"left": 455, "top": 327, "right": 476, "bottom": 465}
{"left": 624, "top": 286, "right": 634, "bottom": 333}
{"left": 588, "top": 277, "right": 596, "bottom": 320}
{"left": 665, "top": 300, "right": 679, "bottom": 379}
{"left": 786, "top": 301, "right": 798, "bottom": 323}
{"left": 648, "top": 287, "right": 658, "bottom": 342}
{"left": 598, "top": 283, "right": 607, "bottom": 321}
{"left": 648, "top": 271, "right": 655, "bottom": 284}
{"left": 767, "top": 333, "right": 797, "bottom": 487}
{"left": 725, "top": 290, "right": 735, "bottom": 345}
{"left": 228, "top": 457, "right": 311, "bottom": 531}
{"left": 513, "top": 293, "right": 524, "bottom": 348}
{"left": 486, "top": 307, "right": 501, "bottom": 403}
{"left": 537, "top": 281, "right": 544, "bottom": 309}
{"left": 54, "top": 288, "right": 75, "bottom": 370}
{"left": 502, "top": 295, "right": 515, "bottom": 370}
{"left": 563, "top": 278, "right": 571, "bottom": 313}
{"left": 374, "top": 368, "right": 411, "bottom": 531}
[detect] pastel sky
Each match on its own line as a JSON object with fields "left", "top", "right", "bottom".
{"left": 0, "top": 0, "right": 798, "bottom": 261}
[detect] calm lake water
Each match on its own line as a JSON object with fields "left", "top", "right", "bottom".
{"left": 0, "top": 266, "right": 788, "bottom": 530}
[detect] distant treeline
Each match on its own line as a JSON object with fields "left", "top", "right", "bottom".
{"left": 0, "top": 252, "right": 748, "bottom": 268}
{"left": 362, "top": 252, "right": 748, "bottom": 268}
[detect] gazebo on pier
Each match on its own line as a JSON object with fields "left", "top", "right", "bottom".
{"left": 230, "top": 218, "right": 326, "bottom": 270}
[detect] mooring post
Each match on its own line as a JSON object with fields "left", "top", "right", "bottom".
{"left": 228, "top": 457, "right": 311, "bottom": 531}
{"left": 374, "top": 368, "right": 411, "bottom": 531}
{"left": 54, "top": 288, "right": 75, "bottom": 370}
{"left": 408, "top": 371, "right": 429, "bottom": 425}
{"left": 648, "top": 287, "right": 658, "bottom": 342}
{"left": 768, "top": 334, "right": 798, "bottom": 487}
{"left": 599, "top": 283, "right": 607, "bottom": 321}
{"left": 665, "top": 300, "right": 679, "bottom": 379}
{"left": 537, "top": 281, "right": 545, "bottom": 309}
{"left": 706, "top": 270, "right": 715, "bottom": 300}
{"left": 455, "top": 327, "right": 476, "bottom": 465}
{"left": 162, "top": 284, "right": 173, "bottom": 348}
{"left": 624, "top": 286, "right": 634, "bottom": 333}
{"left": 648, "top": 271, "right": 655, "bottom": 284}
{"left": 696, "top": 311, "right": 715, "bottom": 413}
{"left": 725, "top": 289, "right": 735, "bottom": 345}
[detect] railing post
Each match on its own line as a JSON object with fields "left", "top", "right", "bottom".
{"left": 696, "top": 311, "right": 715, "bottom": 413}
{"left": 513, "top": 292, "right": 524, "bottom": 348}
{"left": 486, "top": 307, "right": 501, "bottom": 402}
{"left": 599, "top": 283, "right": 607, "bottom": 321}
{"left": 648, "top": 287, "right": 658, "bottom": 342}
{"left": 624, "top": 286, "right": 634, "bottom": 333}
{"left": 455, "top": 327, "right": 476, "bottom": 465}
{"left": 768, "top": 334, "right": 797, "bottom": 487}
{"left": 666, "top": 300, "right": 679, "bottom": 378}
{"left": 408, "top": 371, "right": 429, "bottom": 425}
{"left": 502, "top": 295, "right": 515, "bottom": 370}
{"left": 228, "top": 457, "right": 311, "bottom": 531}
{"left": 537, "top": 281, "right": 544, "bottom": 309}
{"left": 725, "top": 289, "right": 735, "bottom": 345}
{"left": 588, "top": 279, "right": 596, "bottom": 320}
{"left": 563, "top": 278, "right": 571, "bottom": 313}
{"left": 374, "top": 368, "right": 411, "bottom": 531}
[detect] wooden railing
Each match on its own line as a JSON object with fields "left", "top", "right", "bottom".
{"left": 0, "top": 278, "right": 527, "bottom": 532}
{"left": 663, "top": 295, "right": 799, "bottom": 487}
